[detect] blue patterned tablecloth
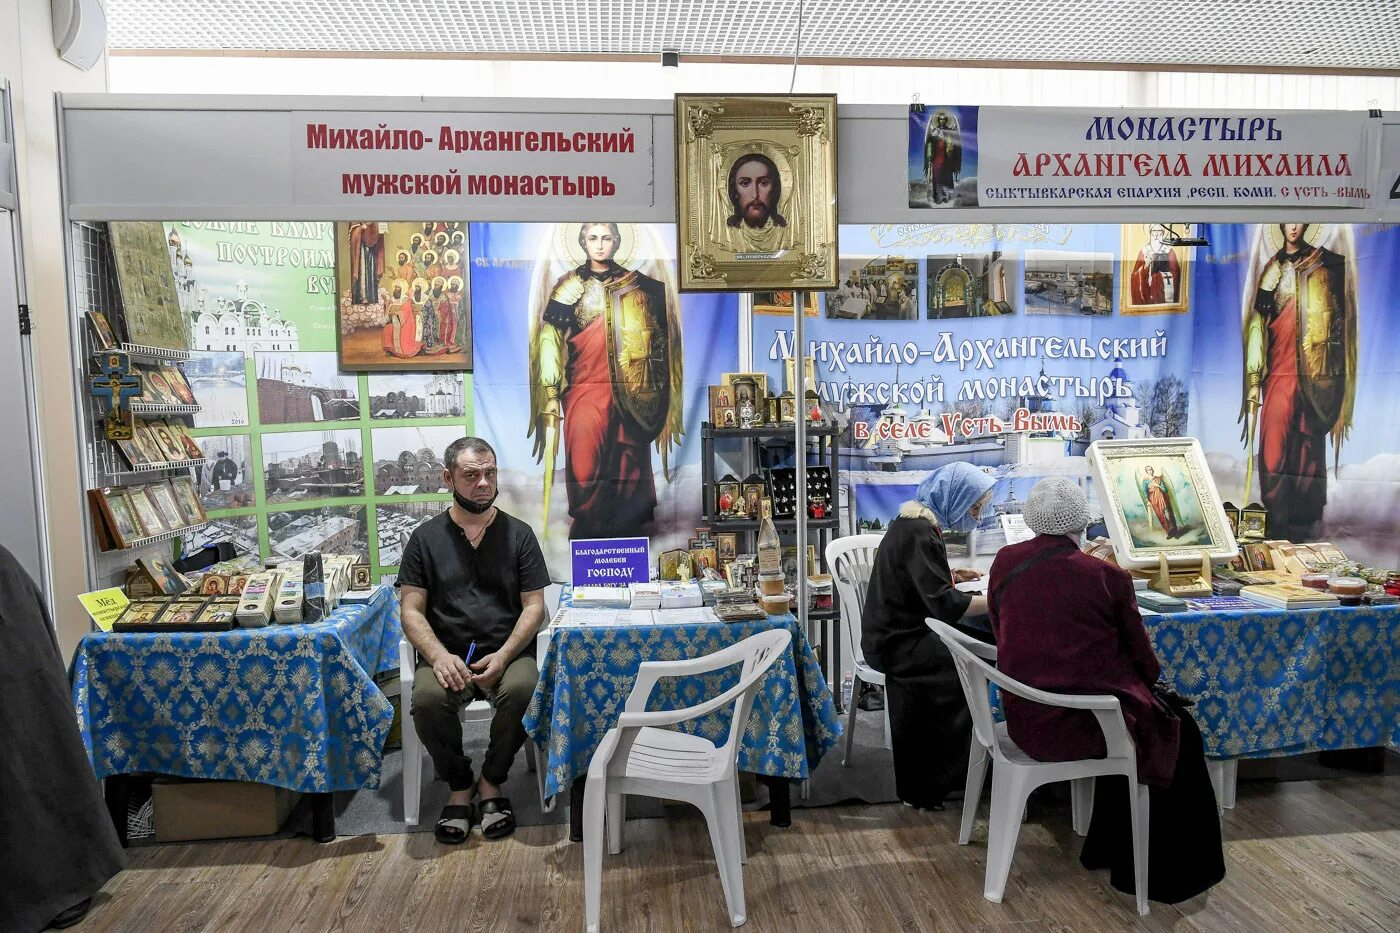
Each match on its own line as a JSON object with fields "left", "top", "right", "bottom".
{"left": 71, "top": 586, "right": 403, "bottom": 793}
{"left": 524, "top": 613, "right": 843, "bottom": 799}
{"left": 1145, "top": 604, "right": 1400, "bottom": 760}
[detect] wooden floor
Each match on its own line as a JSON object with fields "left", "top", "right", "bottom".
{"left": 74, "top": 775, "right": 1400, "bottom": 932}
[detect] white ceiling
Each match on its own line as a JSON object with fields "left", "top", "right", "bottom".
{"left": 107, "top": 0, "right": 1400, "bottom": 73}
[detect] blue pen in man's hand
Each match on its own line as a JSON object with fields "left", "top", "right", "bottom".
{"left": 464, "top": 641, "right": 477, "bottom": 670}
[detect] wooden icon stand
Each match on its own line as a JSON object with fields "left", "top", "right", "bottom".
{"left": 1139, "top": 549, "right": 1214, "bottom": 598}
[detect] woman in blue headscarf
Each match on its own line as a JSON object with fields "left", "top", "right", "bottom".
{"left": 860, "top": 461, "right": 996, "bottom": 810}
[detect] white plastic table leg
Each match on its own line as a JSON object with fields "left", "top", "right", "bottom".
{"left": 1220, "top": 759, "right": 1237, "bottom": 809}
{"left": 1206, "top": 758, "right": 1238, "bottom": 811}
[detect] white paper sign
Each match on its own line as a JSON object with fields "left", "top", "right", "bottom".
{"left": 1000, "top": 513, "right": 1036, "bottom": 546}
{"left": 912, "top": 105, "right": 1378, "bottom": 209}
{"left": 291, "top": 111, "right": 653, "bottom": 208}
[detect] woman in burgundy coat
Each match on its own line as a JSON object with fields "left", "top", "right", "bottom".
{"left": 987, "top": 477, "right": 1223, "bottom": 905}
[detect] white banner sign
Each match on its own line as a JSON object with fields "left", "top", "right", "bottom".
{"left": 292, "top": 111, "right": 653, "bottom": 207}
{"left": 909, "top": 105, "right": 1378, "bottom": 209}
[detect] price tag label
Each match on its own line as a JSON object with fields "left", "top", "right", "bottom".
{"left": 78, "top": 587, "right": 130, "bottom": 631}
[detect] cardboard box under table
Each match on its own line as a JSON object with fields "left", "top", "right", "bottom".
{"left": 153, "top": 778, "right": 301, "bottom": 842}
{"left": 71, "top": 585, "right": 402, "bottom": 845}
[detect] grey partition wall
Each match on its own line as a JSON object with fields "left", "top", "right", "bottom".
{"left": 0, "top": 78, "right": 51, "bottom": 598}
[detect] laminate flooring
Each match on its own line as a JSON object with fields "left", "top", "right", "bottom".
{"left": 71, "top": 774, "right": 1400, "bottom": 932}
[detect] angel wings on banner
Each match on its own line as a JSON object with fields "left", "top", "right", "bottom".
{"left": 526, "top": 223, "right": 685, "bottom": 541}
{"left": 1237, "top": 223, "right": 1357, "bottom": 542}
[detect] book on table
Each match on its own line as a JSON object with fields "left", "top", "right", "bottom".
{"left": 1183, "top": 596, "right": 1259, "bottom": 612}
{"left": 628, "top": 581, "right": 662, "bottom": 610}
{"left": 571, "top": 585, "right": 631, "bottom": 608}
{"left": 1239, "top": 583, "right": 1341, "bottom": 609}
{"left": 1136, "top": 590, "right": 1186, "bottom": 612}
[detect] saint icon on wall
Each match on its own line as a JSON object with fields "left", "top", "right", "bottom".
{"left": 675, "top": 94, "right": 838, "bottom": 292}
{"left": 1239, "top": 222, "right": 1357, "bottom": 542}
{"left": 528, "top": 223, "right": 685, "bottom": 539}
{"left": 1120, "top": 222, "right": 1192, "bottom": 315}
{"left": 335, "top": 221, "right": 472, "bottom": 371}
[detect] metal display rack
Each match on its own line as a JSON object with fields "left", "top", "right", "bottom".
{"left": 129, "top": 402, "right": 202, "bottom": 416}
{"left": 108, "top": 522, "right": 211, "bottom": 552}
{"left": 117, "top": 343, "right": 192, "bottom": 363}
{"left": 700, "top": 420, "right": 843, "bottom": 686}
{"left": 105, "top": 458, "right": 207, "bottom": 478}
{"left": 71, "top": 222, "right": 204, "bottom": 587}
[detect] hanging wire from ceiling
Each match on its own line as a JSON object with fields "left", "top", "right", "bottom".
{"left": 789, "top": 0, "right": 804, "bottom": 93}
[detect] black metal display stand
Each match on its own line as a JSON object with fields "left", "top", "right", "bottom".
{"left": 700, "top": 421, "right": 842, "bottom": 687}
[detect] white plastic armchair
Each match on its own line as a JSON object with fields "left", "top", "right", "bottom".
{"left": 583, "top": 628, "right": 792, "bottom": 932}
{"left": 928, "top": 618, "right": 1150, "bottom": 916}
{"left": 397, "top": 637, "right": 541, "bottom": 827}
{"left": 825, "top": 534, "right": 892, "bottom": 763}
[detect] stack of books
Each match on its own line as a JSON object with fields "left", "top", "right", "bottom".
{"left": 571, "top": 585, "right": 632, "bottom": 609}
{"left": 273, "top": 576, "right": 305, "bottom": 624}
{"left": 699, "top": 577, "right": 729, "bottom": 605}
{"left": 1210, "top": 576, "right": 1243, "bottom": 597}
{"left": 237, "top": 570, "right": 282, "bottom": 627}
{"left": 628, "top": 581, "right": 661, "bottom": 610}
{"left": 1184, "top": 595, "right": 1257, "bottom": 612}
{"left": 659, "top": 581, "right": 704, "bottom": 609}
{"left": 340, "top": 585, "right": 382, "bottom": 605}
{"left": 1136, "top": 590, "right": 1187, "bottom": 613}
{"left": 1240, "top": 583, "right": 1340, "bottom": 609}
{"left": 714, "top": 588, "right": 767, "bottom": 622}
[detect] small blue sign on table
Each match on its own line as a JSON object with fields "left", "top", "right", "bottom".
{"left": 571, "top": 537, "right": 651, "bottom": 586}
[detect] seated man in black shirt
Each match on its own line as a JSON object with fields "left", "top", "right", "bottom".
{"left": 398, "top": 436, "right": 552, "bottom": 844}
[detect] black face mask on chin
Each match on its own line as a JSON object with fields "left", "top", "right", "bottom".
{"left": 453, "top": 488, "right": 497, "bottom": 515}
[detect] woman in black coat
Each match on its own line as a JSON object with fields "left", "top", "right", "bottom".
{"left": 860, "top": 462, "right": 996, "bottom": 810}
{"left": 0, "top": 545, "right": 124, "bottom": 931}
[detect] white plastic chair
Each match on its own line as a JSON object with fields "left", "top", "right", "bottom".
{"left": 398, "top": 637, "right": 542, "bottom": 826}
{"left": 824, "top": 534, "right": 892, "bottom": 764}
{"left": 928, "top": 619, "right": 1151, "bottom": 916}
{"left": 930, "top": 623, "right": 1003, "bottom": 847}
{"left": 583, "top": 629, "right": 792, "bottom": 932}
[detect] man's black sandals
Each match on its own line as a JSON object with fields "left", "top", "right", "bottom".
{"left": 478, "top": 797, "right": 516, "bottom": 839}
{"left": 434, "top": 804, "right": 473, "bottom": 844}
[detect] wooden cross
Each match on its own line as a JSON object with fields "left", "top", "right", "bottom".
{"left": 89, "top": 351, "right": 142, "bottom": 441}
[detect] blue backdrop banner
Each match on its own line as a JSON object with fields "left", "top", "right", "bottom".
{"left": 752, "top": 222, "right": 1400, "bottom": 569}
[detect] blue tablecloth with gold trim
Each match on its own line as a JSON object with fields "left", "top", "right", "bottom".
{"left": 1144, "top": 604, "right": 1400, "bottom": 760}
{"left": 524, "top": 613, "right": 842, "bottom": 799}
{"left": 70, "top": 586, "right": 402, "bottom": 793}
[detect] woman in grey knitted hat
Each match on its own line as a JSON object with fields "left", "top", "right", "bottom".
{"left": 984, "top": 477, "right": 1224, "bottom": 904}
